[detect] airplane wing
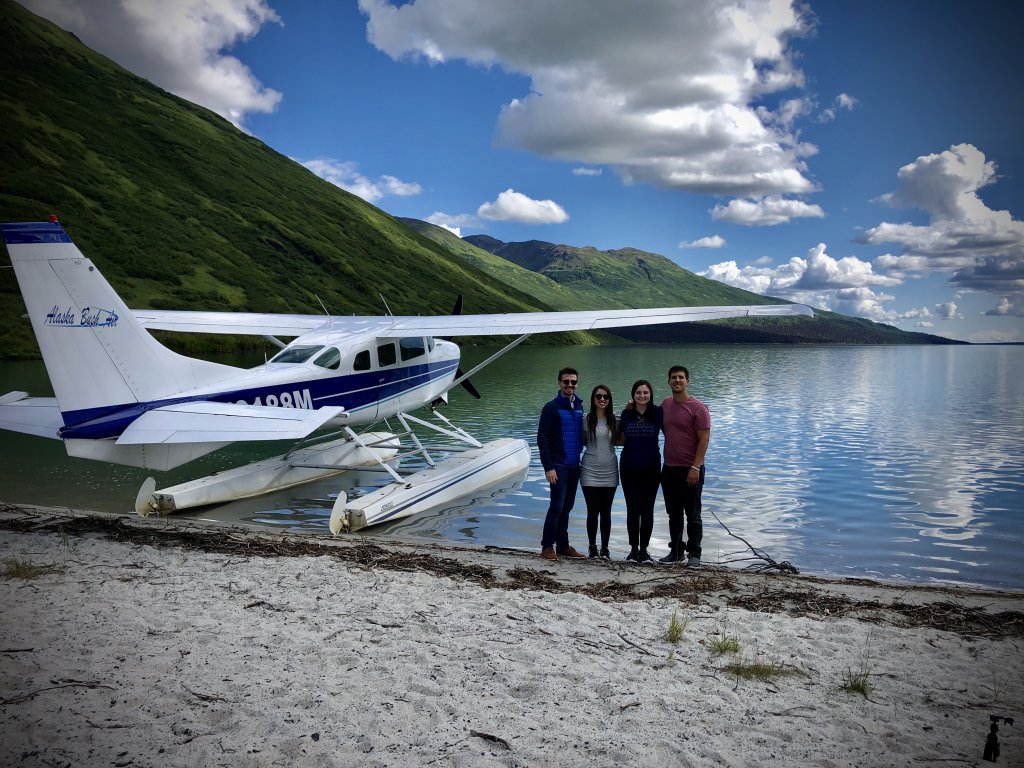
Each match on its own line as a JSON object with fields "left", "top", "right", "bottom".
{"left": 133, "top": 303, "right": 813, "bottom": 338}
{"left": 115, "top": 401, "right": 346, "bottom": 445}
{"left": 377, "top": 303, "right": 814, "bottom": 336}
{"left": 0, "top": 394, "right": 64, "bottom": 439}
{"left": 133, "top": 310, "right": 345, "bottom": 336}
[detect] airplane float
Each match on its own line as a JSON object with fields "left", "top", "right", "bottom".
{"left": 0, "top": 219, "right": 813, "bottom": 533}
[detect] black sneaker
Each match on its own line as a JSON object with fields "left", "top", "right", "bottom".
{"left": 638, "top": 549, "right": 655, "bottom": 564}
{"left": 599, "top": 546, "right": 610, "bottom": 560}
{"left": 588, "top": 545, "right": 599, "bottom": 558}
{"left": 658, "top": 551, "right": 683, "bottom": 564}
{"left": 625, "top": 548, "right": 640, "bottom": 562}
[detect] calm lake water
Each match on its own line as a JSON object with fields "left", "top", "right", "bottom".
{"left": 1, "top": 344, "right": 1022, "bottom": 591}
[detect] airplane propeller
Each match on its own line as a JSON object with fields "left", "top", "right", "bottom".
{"left": 450, "top": 295, "right": 481, "bottom": 400}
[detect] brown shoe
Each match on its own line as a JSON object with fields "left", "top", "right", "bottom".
{"left": 541, "top": 547, "right": 558, "bottom": 561}
{"left": 560, "top": 546, "right": 586, "bottom": 559}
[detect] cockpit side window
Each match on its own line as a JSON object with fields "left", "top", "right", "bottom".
{"left": 400, "top": 337, "right": 426, "bottom": 361}
{"left": 353, "top": 350, "right": 371, "bottom": 371}
{"left": 377, "top": 342, "right": 397, "bottom": 367}
{"left": 313, "top": 347, "right": 342, "bottom": 370}
{"left": 427, "top": 336, "right": 435, "bottom": 352}
{"left": 270, "top": 345, "right": 323, "bottom": 364}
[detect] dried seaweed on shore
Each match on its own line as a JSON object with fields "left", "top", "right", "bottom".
{"left": 727, "top": 586, "right": 1024, "bottom": 640}
{"left": 2, "top": 506, "right": 1022, "bottom": 641}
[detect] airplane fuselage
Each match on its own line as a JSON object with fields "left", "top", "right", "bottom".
{"left": 57, "top": 331, "right": 462, "bottom": 441}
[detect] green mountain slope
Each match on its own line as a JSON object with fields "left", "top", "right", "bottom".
{"left": 417, "top": 224, "right": 957, "bottom": 344}
{"left": 463, "top": 235, "right": 783, "bottom": 307}
{"left": 0, "top": 0, "right": 593, "bottom": 358}
{"left": 400, "top": 219, "right": 595, "bottom": 311}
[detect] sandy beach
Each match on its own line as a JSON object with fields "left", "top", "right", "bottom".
{"left": 1, "top": 504, "right": 1021, "bottom": 768}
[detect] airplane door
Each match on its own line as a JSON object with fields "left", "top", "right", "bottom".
{"left": 351, "top": 348, "right": 378, "bottom": 421}
{"left": 372, "top": 341, "right": 399, "bottom": 420}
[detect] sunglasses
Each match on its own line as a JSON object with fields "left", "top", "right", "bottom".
{"left": 560, "top": 379, "right": 578, "bottom": 386}
{"left": 594, "top": 393, "right": 609, "bottom": 400}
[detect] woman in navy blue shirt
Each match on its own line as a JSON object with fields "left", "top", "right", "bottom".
{"left": 618, "top": 379, "right": 662, "bottom": 563}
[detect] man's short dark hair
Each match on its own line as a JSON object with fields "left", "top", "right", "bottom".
{"left": 558, "top": 366, "right": 579, "bottom": 381}
{"left": 668, "top": 365, "right": 689, "bottom": 379}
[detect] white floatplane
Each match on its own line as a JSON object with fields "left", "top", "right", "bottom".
{"left": 0, "top": 219, "right": 813, "bottom": 532}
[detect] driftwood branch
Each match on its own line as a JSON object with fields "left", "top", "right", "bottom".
{"left": 470, "top": 729, "right": 511, "bottom": 749}
{"left": 711, "top": 511, "right": 800, "bottom": 574}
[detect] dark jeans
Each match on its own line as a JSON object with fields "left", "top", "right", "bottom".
{"left": 582, "top": 485, "right": 615, "bottom": 548}
{"left": 661, "top": 464, "right": 704, "bottom": 557}
{"left": 541, "top": 464, "right": 581, "bottom": 551}
{"left": 621, "top": 463, "right": 660, "bottom": 549}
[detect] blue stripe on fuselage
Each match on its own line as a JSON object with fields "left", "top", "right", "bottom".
{"left": 57, "top": 359, "right": 458, "bottom": 440}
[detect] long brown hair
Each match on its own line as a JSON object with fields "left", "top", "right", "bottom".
{"left": 587, "top": 385, "right": 618, "bottom": 442}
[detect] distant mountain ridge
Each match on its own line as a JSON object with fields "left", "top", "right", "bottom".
{"left": 406, "top": 221, "right": 959, "bottom": 345}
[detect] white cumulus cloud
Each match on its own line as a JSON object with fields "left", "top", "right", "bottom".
{"left": 860, "top": 144, "right": 1024, "bottom": 302}
{"left": 711, "top": 196, "right": 825, "bottom": 226}
{"left": 985, "top": 296, "right": 1024, "bottom": 317}
{"left": 477, "top": 189, "right": 569, "bottom": 224}
{"left": 701, "top": 242, "right": 901, "bottom": 319}
{"left": 425, "top": 212, "right": 479, "bottom": 237}
{"left": 679, "top": 235, "right": 726, "bottom": 249}
{"left": 359, "top": 0, "right": 818, "bottom": 198}
{"left": 299, "top": 159, "right": 422, "bottom": 203}
{"left": 818, "top": 92, "right": 858, "bottom": 122}
{"left": 24, "top": 0, "right": 283, "bottom": 128}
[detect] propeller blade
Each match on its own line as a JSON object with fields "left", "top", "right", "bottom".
{"left": 448, "top": 297, "right": 481, "bottom": 398}
{"left": 457, "top": 368, "right": 482, "bottom": 399}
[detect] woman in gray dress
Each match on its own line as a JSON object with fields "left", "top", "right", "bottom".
{"left": 581, "top": 385, "right": 620, "bottom": 559}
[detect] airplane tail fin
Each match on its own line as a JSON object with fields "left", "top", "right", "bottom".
{"left": 1, "top": 220, "right": 239, "bottom": 421}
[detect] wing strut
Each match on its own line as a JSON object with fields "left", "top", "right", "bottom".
{"left": 446, "top": 333, "right": 532, "bottom": 395}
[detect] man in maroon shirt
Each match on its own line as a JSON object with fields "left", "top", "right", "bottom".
{"left": 659, "top": 365, "right": 710, "bottom": 566}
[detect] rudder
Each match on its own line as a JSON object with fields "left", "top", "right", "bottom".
{"left": 1, "top": 220, "right": 239, "bottom": 422}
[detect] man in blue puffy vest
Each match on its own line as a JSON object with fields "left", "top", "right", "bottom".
{"left": 536, "top": 366, "right": 587, "bottom": 561}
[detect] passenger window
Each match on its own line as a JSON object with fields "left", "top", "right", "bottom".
{"left": 353, "top": 350, "right": 370, "bottom": 371}
{"left": 377, "top": 343, "right": 397, "bottom": 367}
{"left": 313, "top": 347, "right": 342, "bottom": 370}
{"left": 400, "top": 337, "right": 426, "bottom": 361}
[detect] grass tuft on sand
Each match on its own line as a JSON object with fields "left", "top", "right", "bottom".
{"left": 2, "top": 556, "right": 63, "bottom": 579}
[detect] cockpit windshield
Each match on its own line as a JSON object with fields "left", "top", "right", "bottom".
{"left": 269, "top": 345, "right": 324, "bottom": 364}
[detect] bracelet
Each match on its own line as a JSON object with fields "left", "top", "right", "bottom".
{"left": 690, "top": 465, "right": 700, "bottom": 471}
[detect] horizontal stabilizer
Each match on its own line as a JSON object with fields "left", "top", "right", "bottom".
{"left": 115, "top": 401, "right": 346, "bottom": 445}
{"left": 0, "top": 395, "right": 64, "bottom": 439}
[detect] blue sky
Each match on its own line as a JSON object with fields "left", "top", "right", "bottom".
{"left": 25, "top": 0, "right": 1024, "bottom": 342}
